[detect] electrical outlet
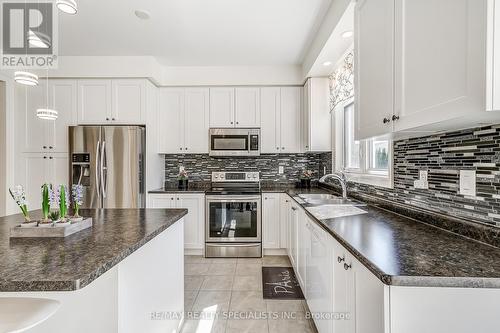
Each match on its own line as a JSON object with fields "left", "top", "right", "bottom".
{"left": 460, "top": 170, "right": 476, "bottom": 196}
{"left": 419, "top": 170, "right": 428, "bottom": 182}
{"left": 279, "top": 166, "right": 284, "bottom": 174}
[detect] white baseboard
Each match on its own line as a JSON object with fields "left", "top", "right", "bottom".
{"left": 263, "top": 248, "right": 287, "bottom": 256}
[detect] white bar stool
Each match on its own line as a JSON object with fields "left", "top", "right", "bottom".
{"left": 0, "top": 298, "right": 60, "bottom": 333}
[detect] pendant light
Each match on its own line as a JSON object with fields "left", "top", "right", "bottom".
{"left": 14, "top": 71, "right": 39, "bottom": 86}
{"left": 56, "top": 0, "right": 77, "bottom": 14}
{"left": 37, "top": 72, "right": 58, "bottom": 120}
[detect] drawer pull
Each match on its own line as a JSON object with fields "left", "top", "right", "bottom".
{"left": 344, "top": 263, "right": 352, "bottom": 271}
{"left": 338, "top": 256, "right": 345, "bottom": 263}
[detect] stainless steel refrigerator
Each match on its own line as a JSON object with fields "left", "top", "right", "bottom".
{"left": 69, "top": 126, "right": 146, "bottom": 209}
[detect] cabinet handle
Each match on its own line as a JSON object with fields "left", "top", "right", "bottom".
{"left": 185, "top": 147, "right": 188, "bottom": 150}
{"left": 49, "top": 146, "right": 53, "bottom": 149}
{"left": 112, "top": 118, "right": 116, "bottom": 121}
{"left": 177, "top": 198, "right": 179, "bottom": 200}
{"left": 49, "top": 156, "right": 53, "bottom": 159}
{"left": 338, "top": 256, "right": 345, "bottom": 263}
{"left": 180, "top": 148, "right": 183, "bottom": 150}
{"left": 281, "top": 147, "right": 285, "bottom": 150}
{"left": 236, "top": 121, "right": 239, "bottom": 125}
{"left": 344, "top": 263, "right": 352, "bottom": 271}
{"left": 291, "top": 207, "right": 297, "bottom": 211}
{"left": 171, "top": 198, "right": 174, "bottom": 200}
{"left": 230, "top": 121, "right": 234, "bottom": 125}
{"left": 43, "top": 146, "right": 47, "bottom": 149}
{"left": 106, "top": 118, "right": 110, "bottom": 121}
{"left": 43, "top": 156, "right": 47, "bottom": 159}
{"left": 285, "top": 200, "right": 289, "bottom": 203}
{"left": 392, "top": 115, "right": 400, "bottom": 121}
{"left": 382, "top": 117, "right": 391, "bottom": 124}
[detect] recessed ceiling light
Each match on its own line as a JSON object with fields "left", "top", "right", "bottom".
{"left": 36, "top": 108, "right": 58, "bottom": 120}
{"left": 323, "top": 61, "right": 332, "bottom": 66}
{"left": 14, "top": 71, "right": 39, "bottom": 86}
{"left": 342, "top": 30, "right": 354, "bottom": 39}
{"left": 56, "top": 0, "right": 78, "bottom": 15}
{"left": 135, "top": 10, "right": 151, "bottom": 20}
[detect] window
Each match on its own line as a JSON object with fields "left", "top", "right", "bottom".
{"left": 334, "top": 100, "right": 392, "bottom": 188}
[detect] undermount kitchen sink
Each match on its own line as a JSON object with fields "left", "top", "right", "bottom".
{"left": 298, "top": 194, "right": 365, "bottom": 206}
{"left": 305, "top": 204, "right": 367, "bottom": 220}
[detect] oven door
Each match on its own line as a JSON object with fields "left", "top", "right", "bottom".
{"left": 206, "top": 195, "right": 262, "bottom": 242}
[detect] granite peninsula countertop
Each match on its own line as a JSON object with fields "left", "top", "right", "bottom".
{"left": 0, "top": 208, "right": 187, "bottom": 292}
{"left": 283, "top": 187, "right": 500, "bottom": 289}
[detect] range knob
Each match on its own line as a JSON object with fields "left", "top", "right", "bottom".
{"left": 253, "top": 174, "right": 257, "bottom": 179}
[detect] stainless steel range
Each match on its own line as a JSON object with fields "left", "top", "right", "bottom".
{"left": 205, "top": 171, "right": 262, "bottom": 258}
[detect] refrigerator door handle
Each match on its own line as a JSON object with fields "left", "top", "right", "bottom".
{"left": 95, "top": 141, "right": 101, "bottom": 199}
{"left": 100, "top": 140, "right": 107, "bottom": 198}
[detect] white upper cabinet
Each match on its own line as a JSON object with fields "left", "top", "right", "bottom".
{"left": 209, "top": 88, "right": 235, "bottom": 127}
{"left": 303, "top": 78, "right": 331, "bottom": 152}
{"left": 280, "top": 87, "right": 302, "bottom": 153}
{"left": 184, "top": 88, "right": 210, "bottom": 153}
{"left": 77, "top": 79, "right": 145, "bottom": 125}
{"left": 15, "top": 79, "right": 76, "bottom": 153}
{"left": 77, "top": 80, "right": 112, "bottom": 124}
{"left": 355, "top": 0, "right": 500, "bottom": 140}
{"left": 260, "top": 87, "right": 281, "bottom": 153}
{"left": 393, "top": 0, "right": 486, "bottom": 132}
{"left": 158, "top": 88, "right": 184, "bottom": 154}
{"left": 490, "top": 0, "right": 500, "bottom": 110}
{"left": 111, "top": 79, "right": 146, "bottom": 124}
{"left": 354, "top": 0, "right": 395, "bottom": 139}
{"left": 158, "top": 88, "right": 209, "bottom": 154}
{"left": 235, "top": 87, "right": 260, "bottom": 127}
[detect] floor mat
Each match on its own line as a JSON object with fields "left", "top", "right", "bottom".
{"left": 262, "top": 266, "right": 305, "bottom": 300}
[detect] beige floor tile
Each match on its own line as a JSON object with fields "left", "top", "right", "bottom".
{"left": 235, "top": 263, "right": 263, "bottom": 276}
{"left": 237, "top": 258, "right": 263, "bottom": 265}
{"left": 185, "top": 263, "right": 211, "bottom": 275}
{"left": 210, "top": 258, "right": 238, "bottom": 264}
{"left": 262, "top": 256, "right": 291, "bottom": 267}
{"left": 200, "top": 275, "right": 234, "bottom": 291}
{"left": 268, "top": 312, "right": 315, "bottom": 333}
{"left": 232, "top": 275, "right": 263, "bottom": 291}
{"left": 185, "top": 255, "right": 212, "bottom": 264}
{"left": 181, "top": 318, "right": 227, "bottom": 333}
{"left": 229, "top": 291, "right": 267, "bottom": 312}
{"left": 206, "top": 263, "right": 237, "bottom": 276}
{"left": 185, "top": 290, "right": 198, "bottom": 312}
{"left": 266, "top": 299, "right": 305, "bottom": 312}
{"left": 185, "top": 275, "right": 204, "bottom": 291}
{"left": 226, "top": 318, "right": 268, "bottom": 333}
{"left": 192, "top": 291, "right": 232, "bottom": 313}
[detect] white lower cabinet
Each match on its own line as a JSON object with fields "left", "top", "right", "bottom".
{"left": 148, "top": 193, "right": 205, "bottom": 250}
{"left": 297, "top": 213, "right": 310, "bottom": 293}
{"left": 279, "top": 194, "right": 291, "bottom": 249}
{"left": 262, "top": 193, "right": 280, "bottom": 249}
{"left": 288, "top": 202, "right": 300, "bottom": 269}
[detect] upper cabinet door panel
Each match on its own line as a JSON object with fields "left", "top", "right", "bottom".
{"left": 47, "top": 80, "right": 77, "bottom": 153}
{"left": 111, "top": 79, "right": 146, "bottom": 124}
{"left": 158, "top": 88, "right": 185, "bottom": 154}
{"left": 394, "top": 0, "right": 487, "bottom": 131}
{"left": 77, "top": 80, "right": 112, "bottom": 124}
{"left": 235, "top": 88, "right": 260, "bottom": 127}
{"left": 260, "top": 87, "right": 281, "bottom": 154}
{"left": 184, "top": 88, "right": 210, "bottom": 153}
{"left": 16, "top": 83, "right": 47, "bottom": 153}
{"left": 355, "top": 0, "right": 395, "bottom": 140}
{"left": 209, "top": 88, "right": 235, "bottom": 127}
{"left": 280, "top": 87, "right": 302, "bottom": 153}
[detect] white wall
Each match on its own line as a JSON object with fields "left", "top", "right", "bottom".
{"left": 0, "top": 73, "right": 16, "bottom": 216}
{"left": 0, "top": 81, "right": 5, "bottom": 217}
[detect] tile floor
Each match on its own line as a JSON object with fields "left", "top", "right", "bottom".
{"left": 182, "top": 255, "right": 318, "bottom": 333}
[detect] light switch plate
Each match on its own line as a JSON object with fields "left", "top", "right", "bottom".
{"left": 278, "top": 166, "right": 284, "bottom": 174}
{"left": 414, "top": 180, "right": 428, "bottom": 189}
{"left": 460, "top": 170, "right": 476, "bottom": 196}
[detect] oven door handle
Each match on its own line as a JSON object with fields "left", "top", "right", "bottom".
{"left": 206, "top": 195, "right": 261, "bottom": 201}
{"left": 206, "top": 243, "right": 260, "bottom": 248}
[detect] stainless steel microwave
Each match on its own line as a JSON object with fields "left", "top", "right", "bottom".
{"left": 209, "top": 128, "right": 260, "bottom": 157}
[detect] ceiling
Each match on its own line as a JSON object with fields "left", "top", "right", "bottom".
{"left": 57, "top": 0, "right": 332, "bottom": 66}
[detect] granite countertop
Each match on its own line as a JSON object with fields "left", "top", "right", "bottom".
{"left": 0, "top": 208, "right": 187, "bottom": 292}
{"left": 149, "top": 182, "right": 211, "bottom": 193}
{"left": 284, "top": 187, "right": 500, "bottom": 288}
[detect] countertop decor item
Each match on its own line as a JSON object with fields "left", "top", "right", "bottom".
{"left": 41, "top": 183, "right": 51, "bottom": 223}
{"left": 10, "top": 217, "right": 93, "bottom": 238}
{"left": 8, "top": 185, "right": 33, "bottom": 225}
{"left": 70, "top": 184, "right": 84, "bottom": 221}
{"left": 300, "top": 169, "right": 314, "bottom": 188}
{"left": 178, "top": 169, "right": 189, "bottom": 189}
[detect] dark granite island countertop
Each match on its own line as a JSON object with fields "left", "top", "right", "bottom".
{"left": 281, "top": 187, "right": 500, "bottom": 288}
{"left": 0, "top": 208, "right": 187, "bottom": 292}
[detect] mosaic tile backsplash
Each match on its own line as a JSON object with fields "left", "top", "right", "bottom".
{"left": 343, "top": 124, "right": 500, "bottom": 227}
{"left": 164, "top": 153, "right": 332, "bottom": 184}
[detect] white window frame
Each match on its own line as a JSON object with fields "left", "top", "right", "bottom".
{"left": 333, "top": 97, "right": 394, "bottom": 188}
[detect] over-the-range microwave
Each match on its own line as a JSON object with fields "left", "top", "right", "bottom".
{"left": 209, "top": 128, "right": 260, "bottom": 157}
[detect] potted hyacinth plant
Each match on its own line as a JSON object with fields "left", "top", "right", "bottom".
{"left": 70, "top": 184, "right": 84, "bottom": 222}
{"left": 300, "top": 169, "right": 314, "bottom": 189}
{"left": 9, "top": 185, "right": 36, "bottom": 227}
{"left": 39, "top": 183, "right": 52, "bottom": 227}
{"left": 56, "top": 185, "right": 71, "bottom": 227}
{"left": 178, "top": 169, "right": 189, "bottom": 189}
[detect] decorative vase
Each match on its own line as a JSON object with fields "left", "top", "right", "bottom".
{"left": 178, "top": 179, "right": 189, "bottom": 189}
{"left": 300, "top": 179, "right": 311, "bottom": 189}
